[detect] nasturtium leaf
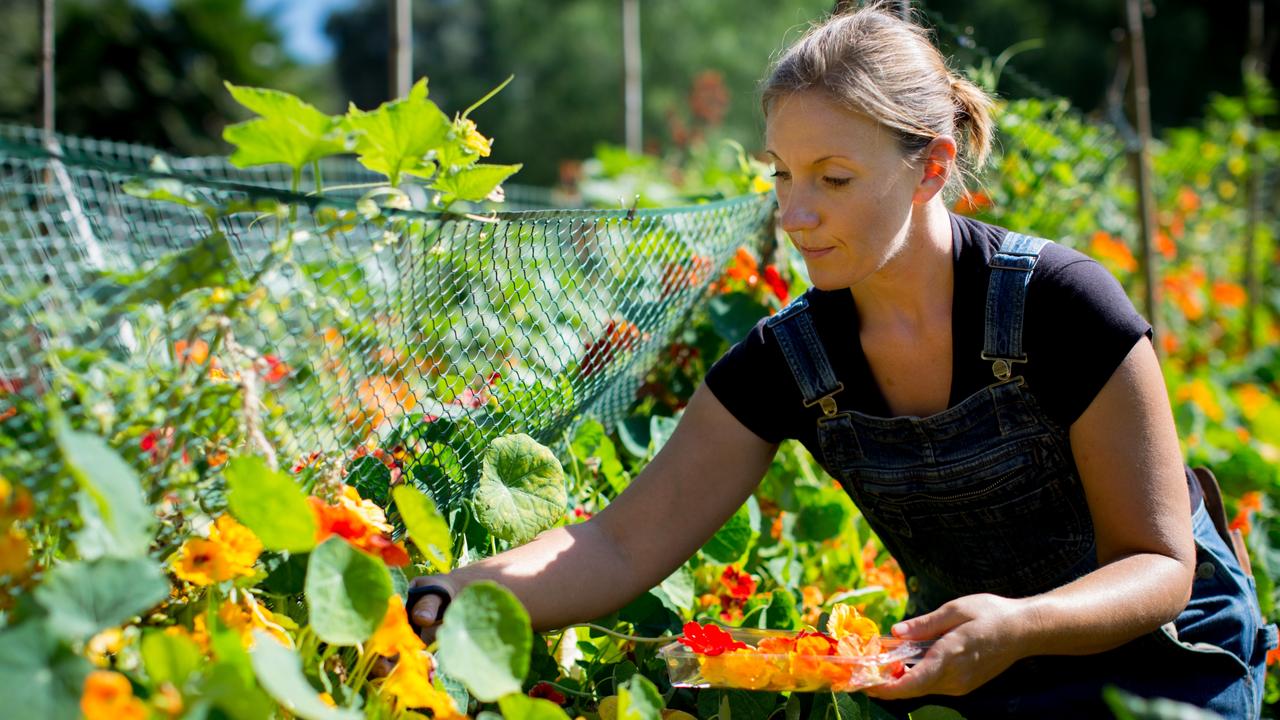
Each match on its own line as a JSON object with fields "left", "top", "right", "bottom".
{"left": 708, "top": 292, "right": 770, "bottom": 343}
{"left": 223, "top": 82, "right": 349, "bottom": 170}
{"left": 648, "top": 415, "right": 680, "bottom": 455}
{"left": 906, "top": 706, "right": 967, "bottom": 720}
{"left": 225, "top": 455, "right": 317, "bottom": 553}
{"left": 393, "top": 485, "right": 454, "bottom": 573}
{"left": 347, "top": 456, "right": 392, "bottom": 506}
{"left": 435, "top": 581, "right": 531, "bottom": 702}
{"left": 434, "top": 163, "right": 522, "bottom": 202}
{"left": 0, "top": 621, "right": 91, "bottom": 720}
{"left": 649, "top": 564, "right": 695, "bottom": 615}
{"left": 34, "top": 557, "right": 169, "bottom": 643}
{"left": 141, "top": 628, "right": 202, "bottom": 687}
{"left": 571, "top": 419, "right": 627, "bottom": 495}
{"left": 701, "top": 498, "right": 758, "bottom": 564}
{"left": 762, "top": 590, "right": 800, "bottom": 630}
{"left": 343, "top": 78, "right": 451, "bottom": 186}
{"left": 498, "top": 694, "right": 573, "bottom": 720}
{"left": 57, "top": 425, "right": 153, "bottom": 558}
{"left": 473, "top": 434, "right": 567, "bottom": 545}
{"left": 250, "top": 631, "right": 361, "bottom": 720}
{"left": 724, "top": 689, "right": 778, "bottom": 720}
{"left": 304, "top": 537, "right": 394, "bottom": 646}
{"left": 201, "top": 661, "right": 275, "bottom": 720}
{"left": 115, "top": 232, "right": 236, "bottom": 310}
{"left": 617, "top": 674, "right": 664, "bottom": 720}
{"left": 795, "top": 500, "right": 849, "bottom": 543}
{"left": 830, "top": 692, "right": 863, "bottom": 720}
{"left": 123, "top": 159, "right": 214, "bottom": 213}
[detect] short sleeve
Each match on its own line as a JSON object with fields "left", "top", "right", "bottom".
{"left": 703, "top": 317, "right": 796, "bottom": 445}
{"left": 1022, "top": 244, "right": 1154, "bottom": 427}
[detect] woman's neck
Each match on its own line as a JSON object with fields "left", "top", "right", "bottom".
{"left": 848, "top": 198, "right": 955, "bottom": 333}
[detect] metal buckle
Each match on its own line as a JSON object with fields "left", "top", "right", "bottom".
{"left": 803, "top": 382, "right": 844, "bottom": 417}
{"left": 979, "top": 353, "right": 1027, "bottom": 381}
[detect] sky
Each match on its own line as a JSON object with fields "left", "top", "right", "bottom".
{"left": 134, "top": 0, "right": 359, "bottom": 64}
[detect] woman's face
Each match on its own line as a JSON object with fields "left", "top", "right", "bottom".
{"left": 765, "top": 90, "right": 925, "bottom": 291}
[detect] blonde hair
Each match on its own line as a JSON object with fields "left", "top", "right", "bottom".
{"left": 761, "top": 2, "right": 994, "bottom": 186}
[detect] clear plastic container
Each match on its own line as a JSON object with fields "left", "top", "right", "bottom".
{"left": 658, "top": 627, "right": 927, "bottom": 693}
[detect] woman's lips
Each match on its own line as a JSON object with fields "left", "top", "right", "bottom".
{"left": 797, "top": 246, "right": 834, "bottom": 259}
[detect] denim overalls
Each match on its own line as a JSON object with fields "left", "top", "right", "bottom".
{"left": 765, "top": 233, "right": 1276, "bottom": 718}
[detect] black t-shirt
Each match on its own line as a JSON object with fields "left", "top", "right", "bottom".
{"left": 705, "top": 213, "right": 1153, "bottom": 450}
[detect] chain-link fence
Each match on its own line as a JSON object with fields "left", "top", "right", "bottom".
{"left": 0, "top": 128, "right": 775, "bottom": 515}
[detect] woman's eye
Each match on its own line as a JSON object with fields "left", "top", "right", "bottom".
{"left": 771, "top": 170, "right": 791, "bottom": 181}
{"left": 823, "top": 176, "right": 852, "bottom": 188}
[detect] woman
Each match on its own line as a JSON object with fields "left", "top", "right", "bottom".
{"left": 407, "top": 5, "right": 1274, "bottom": 717}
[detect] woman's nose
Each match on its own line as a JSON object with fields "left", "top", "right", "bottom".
{"left": 778, "top": 195, "right": 819, "bottom": 234}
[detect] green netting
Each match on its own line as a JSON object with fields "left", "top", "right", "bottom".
{"left": 0, "top": 127, "right": 775, "bottom": 513}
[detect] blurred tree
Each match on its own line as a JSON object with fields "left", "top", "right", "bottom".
{"left": 326, "top": 0, "right": 832, "bottom": 186}
{"left": 0, "top": 0, "right": 334, "bottom": 156}
{"left": 920, "top": 0, "right": 1279, "bottom": 129}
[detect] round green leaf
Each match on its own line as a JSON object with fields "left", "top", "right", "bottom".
{"left": 250, "top": 631, "right": 360, "bottom": 720}
{"left": 393, "top": 485, "right": 454, "bottom": 573}
{"left": 618, "top": 675, "right": 664, "bottom": 720}
{"left": 304, "top": 537, "right": 393, "bottom": 646}
{"left": 473, "top": 434, "right": 567, "bottom": 545}
{"left": 435, "top": 581, "right": 531, "bottom": 702}
{"left": 225, "top": 455, "right": 318, "bottom": 553}
{"left": 0, "top": 621, "right": 91, "bottom": 720}
{"left": 34, "top": 558, "right": 169, "bottom": 643}
{"left": 141, "top": 629, "right": 202, "bottom": 687}
{"left": 499, "top": 693, "right": 572, "bottom": 720}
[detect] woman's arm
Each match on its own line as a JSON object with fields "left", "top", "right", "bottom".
{"left": 868, "top": 336, "right": 1196, "bottom": 698}
{"left": 409, "top": 383, "right": 778, "bottom": 633}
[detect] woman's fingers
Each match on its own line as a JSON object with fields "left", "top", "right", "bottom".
{"left": 369, "top": 654, "right": 398, "bottom": 679}
{"left": 409, "top": 592, "right": 445, "bottom": 642}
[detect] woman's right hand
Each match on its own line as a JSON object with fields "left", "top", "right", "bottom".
{"left": 406, "top": 575, "right": 457, "bottom": 644}
{"left": 371, "top": 575, "right": 458, "bottom": 679}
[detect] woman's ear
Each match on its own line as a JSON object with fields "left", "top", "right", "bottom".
{"left": 912, "top": 135, "right": 958, "bottom": 205}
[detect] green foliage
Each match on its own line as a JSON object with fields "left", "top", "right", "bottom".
{"left": 0, "top": 622, "right": 92, "bottom": 720}
{"left": 224, "top": 83, "right": 351, "bottom": 171}
{"left": 393, "top": 484, "right": 454, "bottom": 573}
{"left": 57, "top": 424, "right": 154, "bottom": 558}
{"left": 343, "top": 78, "right": 451, "bottom": 186}
{"left": 474, "top": 433, "right": 568, "bottom": 545}
{"left": 304, "top": 537, "right": 394, "bottom": 645}
{"left": 33, "top": 557, "right": 169, "bottom": 643}
{"left": 226, "top": 455, "right": 318, "bottom": 553}
{"left": 436, "top": 581, "right": 533, "bottom": 702}
{"left": 141, "top": 628, "right": 203, "bottom": 688}
{"left": 250, "top": 631, "right": 362, "bottom": 720}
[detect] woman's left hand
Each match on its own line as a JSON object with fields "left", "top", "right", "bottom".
{"left": 862, "top": 593, "right": 1036, "bottom": 700}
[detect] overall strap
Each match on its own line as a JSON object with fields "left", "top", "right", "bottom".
{"left": 982, "top": 231, "right": 1051, "bottom": 381}
{"left": 765, "top": 294, "right": 844, "bottom": 417}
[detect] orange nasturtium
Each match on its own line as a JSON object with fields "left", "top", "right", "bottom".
{"left": 171, "top": 514, "right": 263, "bottom": 586}
{"left": 679, "top": 605, "right": 903, "bottom": 692}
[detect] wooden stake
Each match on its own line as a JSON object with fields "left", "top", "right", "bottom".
{"left": 41, "top": 0, "right": 55, "bottom": 143}
{"left": 389, "top": 0, "right": 412, "bottom": 99}
{"left": 622, "top": 0, "right": 642, "bottom": 154}
{"left": 1125, "top": 0, "right": 1160, "bottom": 350}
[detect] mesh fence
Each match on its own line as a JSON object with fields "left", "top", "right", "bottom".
{"left": 0, "top": 128, "right": 775, "bottom": 515}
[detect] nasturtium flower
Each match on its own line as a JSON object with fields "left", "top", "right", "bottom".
{"left": 677, "top": 621, "right": 748, "bottom": 656}
{"left": 0, "top": 525, "right": 31, "bottom": 577}
{"left": 81, "top": 670, "right": 147, "bottom": 720}
{"left": 827, "top": 604, "right": 879, "bottom": 643}
{"left": 172, "top": 538, "right": 231, "bottom": 586}
{"left": 701, "top": 649, "right": 775, "bottom": 690}
{"left": 379, "top": 649, "right": 461, "bottom": 717}
{"left": 208, "top": 514, "right": 263, "bottom": 570}
{"left": 309, "top": 486, "right": 410, "bottom": 567}
{"left": 86, "top": 628, "right": 126, "bottom": 667}
{"left": 719, "top": 566, "right": 757, "bottom": 601}
{"left": 171, "top": 515, "right": 262, "bottom": 586}
{"left": 218, "top": 595, "right": 292, "bottom": 648}
{"left": 368, "top": 594, "right": 425, "bottom": 659}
